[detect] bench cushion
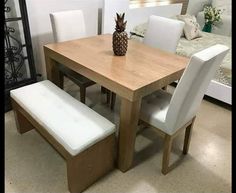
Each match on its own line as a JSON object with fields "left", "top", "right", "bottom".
{"left": 10, "top": 80, "right": 116, "bottom": 156}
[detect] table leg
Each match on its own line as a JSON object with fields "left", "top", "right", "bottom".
{"left": 44, "top": 51, "right": 63, "bottom": 88}
{"left": 118, "top": 98, "right": 141, "bottom": 172}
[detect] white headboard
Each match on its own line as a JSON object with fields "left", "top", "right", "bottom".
{"left": 102, "top": 0, "right": 183, "bottom": 34}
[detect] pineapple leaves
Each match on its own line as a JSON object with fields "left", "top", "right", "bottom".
{"left": 121, "top": 13, "right": 125, "bottom": 21}
{"left": 114, "top": 12, "right": 127, "bottom": 32}
{"left": 116, "top": 13, "right": 120, "bottom": 20}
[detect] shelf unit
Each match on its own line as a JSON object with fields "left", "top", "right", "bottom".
{"left": 5, "top": 0, "right": 37, "bottom": 112}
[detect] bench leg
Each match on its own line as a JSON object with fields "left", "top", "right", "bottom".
{"left": 13, "top": 108, "right": 34, "bottom": 134}
{"left": 66, "top": 134, "right": 116, "bottom": 193}
{"left": 101, "top": 86, "right": 107, "bottom": 94}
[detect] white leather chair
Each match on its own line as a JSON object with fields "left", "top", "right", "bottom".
{"left": 139, "top": 44, "right": 229, "bottom": 174}
{"left": 143, "top": 15, "right": 185, "bottom": 53}
{"left": 50, "top": 10, "right": 86, "bottom": 42}
{"left": 110, "top": 16, "right": 185, "bottom": 109}
{"left": 50, "top": 10, "right": 109, "bottom": 104}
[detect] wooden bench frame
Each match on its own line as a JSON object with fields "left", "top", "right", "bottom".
{"left": 11, "top": 98, "right": 116, "bottom": 193}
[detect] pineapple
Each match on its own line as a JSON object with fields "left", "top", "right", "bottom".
{"left": 112, "top": 13, "right": 128, "bottom": 56}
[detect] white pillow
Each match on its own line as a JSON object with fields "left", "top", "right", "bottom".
{"left": 176, "top": 14, "right": 202, "bottom": 40}
{"left": 212, "top": 0, "right": 231, "bottom": 15}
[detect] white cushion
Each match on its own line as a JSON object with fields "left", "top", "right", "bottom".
{"left": 140, "top": 44, "right": 229, "bottom": 135}
{"left": 50, "top": 10, "right": 86, "bottom": 42}
{"left": 140, "top": 90, "right": 172, "bottom": 133}
{"left": 143, "top": 15, "right": 184, "bottom": 53}
{"left": 10, "top": 80, "right": 115, "bottom": 156}
{"left": 176, "top": 14, "right": 202, "bottom": 40}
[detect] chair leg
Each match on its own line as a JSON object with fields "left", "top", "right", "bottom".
{"left": 59, "top": 71, "right": 64, "bottom": 89}
{"left": 106, "top": 90, "right": 111, "bottom": 104}
{"left": 162, "top": 134, "right": 173, "bottom": 175}
{"left": 183, "top": 118, "right": 195, "bottom": 154}
{"left": 13, "top": 109, "right": 34, "bottom": 134}
{"left": 101, "top": 86, "right": 107, "bottom": 94}
{"left": 110, "top": 92, "right": 116, "bottom": 110}
{"left": 162, "top": 86, "right": 167, "bottom": 90}
{"left": 80, "top": 86, "right": 86, "bottom": 104}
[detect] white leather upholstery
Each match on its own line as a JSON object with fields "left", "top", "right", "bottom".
{"left": 50, "top": 10, "right": 86, "bottom": 42}
{"left": 140, "top": 44, "right": 229, "bottom": 135}
{"left": 140, "top": 89, "right": 172, "bottom": 131}
{"left": 143, "top": 15, "right": 185, "bottom": 53}
{"left": 10, "top": 80, "right": 115, "bottom": 156}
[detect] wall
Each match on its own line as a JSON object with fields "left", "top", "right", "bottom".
{"left": 23, "top": 0, "right": 210, "bottom": 79}
{"left": 187, "top": 0, "right": 211, "bottom": 15}
{"left": 25, "top": 0, "right": 102, "bottom": 79}
{"left": 102, "top": 0, "right": 183, "bottom": 34}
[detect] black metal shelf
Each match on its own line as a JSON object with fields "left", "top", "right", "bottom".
{"left": 5, "top": 17, "right": 22, "bottom": 22}
{"left": 5, "top": 0, "right": 37, "bottom": 112}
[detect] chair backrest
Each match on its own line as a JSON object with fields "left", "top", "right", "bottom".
{"left": 143, "top": 15, "right": 184, "bottom": 53}
{"left": 50, "top": 10, "right": 86, "bottom": 42}
{"left": 165, "top": 44, "right": 229, "bottom": 134}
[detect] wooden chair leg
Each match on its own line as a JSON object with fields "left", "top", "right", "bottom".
{"left": 183, "top": 117, "right": 195, "bottom": 154}
{"left": 101, "top": 86, "right": 107, "bottom": 94}
{"left": 59, "top": 71, "right": 64, "bottom": 89}
{"left": 80, "top": 86, "right": 86, "bottom": 104}
{"left": 162, "top": 86, "right": 167, "bottom": 90}
{"left": 162, "top": 134, "right": 173, "bottom": 175}
{"left": 110, "top": 92, "right": 116, "bottom": 110}
{"left": 106, "top": 90, "right": 111, "bottom": 104}
{"left": 13, "top": 109, "right": 34, "bottom": 134}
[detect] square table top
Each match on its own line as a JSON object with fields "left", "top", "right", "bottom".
{"left": 44, "top": 34, "right": 189, "bottom": 101}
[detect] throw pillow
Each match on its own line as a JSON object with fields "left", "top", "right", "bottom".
{"left": 176, "top": 14, "right": 202, "bottom": 40}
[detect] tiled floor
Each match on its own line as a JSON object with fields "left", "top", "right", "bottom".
{"left": 5, "top": 79, "right": 231, "bottom": 193}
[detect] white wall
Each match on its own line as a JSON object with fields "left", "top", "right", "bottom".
{"left": 187, "top": 0, "right": 211, "bottom": 16}
{"left": 102, "top": 0, "right": 182, "bottom": 34}
{"left": 24, "top": 0, "right": 211, "bottom": 79}
{"left": 25, "top": 0, "right": 101, "bottom": 79}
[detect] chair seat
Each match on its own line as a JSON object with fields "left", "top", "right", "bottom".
{"left": 10, "top": 80, "right": 115, "bottom": 156}
{"left": 140, "top": 89, "right": 172, "bottom": 133}
{"left": 58, "top": 64, "right": 95, "bottom": 86}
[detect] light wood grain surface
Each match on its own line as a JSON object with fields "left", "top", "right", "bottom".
{"left": 44, "top": 34, "right": 188, "bottom": 101}
{"left": 44, "top": 34, "right": 189, "bottom": 172}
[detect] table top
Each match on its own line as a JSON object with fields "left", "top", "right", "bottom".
{"left": 44, "top": 34, "right": 189, "bottom": 101}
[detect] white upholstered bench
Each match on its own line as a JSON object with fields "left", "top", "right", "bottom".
{"left": 10, "top": 80, "right": 116, "bottom": 193}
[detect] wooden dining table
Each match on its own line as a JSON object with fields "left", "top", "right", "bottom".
{"left": 44, "top": 34, "right": 189, "bottom": 172}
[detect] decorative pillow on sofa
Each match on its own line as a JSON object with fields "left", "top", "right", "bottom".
{"left": 176, "top": 14, "right": 202, "bottom": 40}
{"left": 212, "top": 0, "right": 231, "bottom": 15}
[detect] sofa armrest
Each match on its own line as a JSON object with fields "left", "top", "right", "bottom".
{"left": 196, "top": 11, "right": 231, "bottom": 37}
